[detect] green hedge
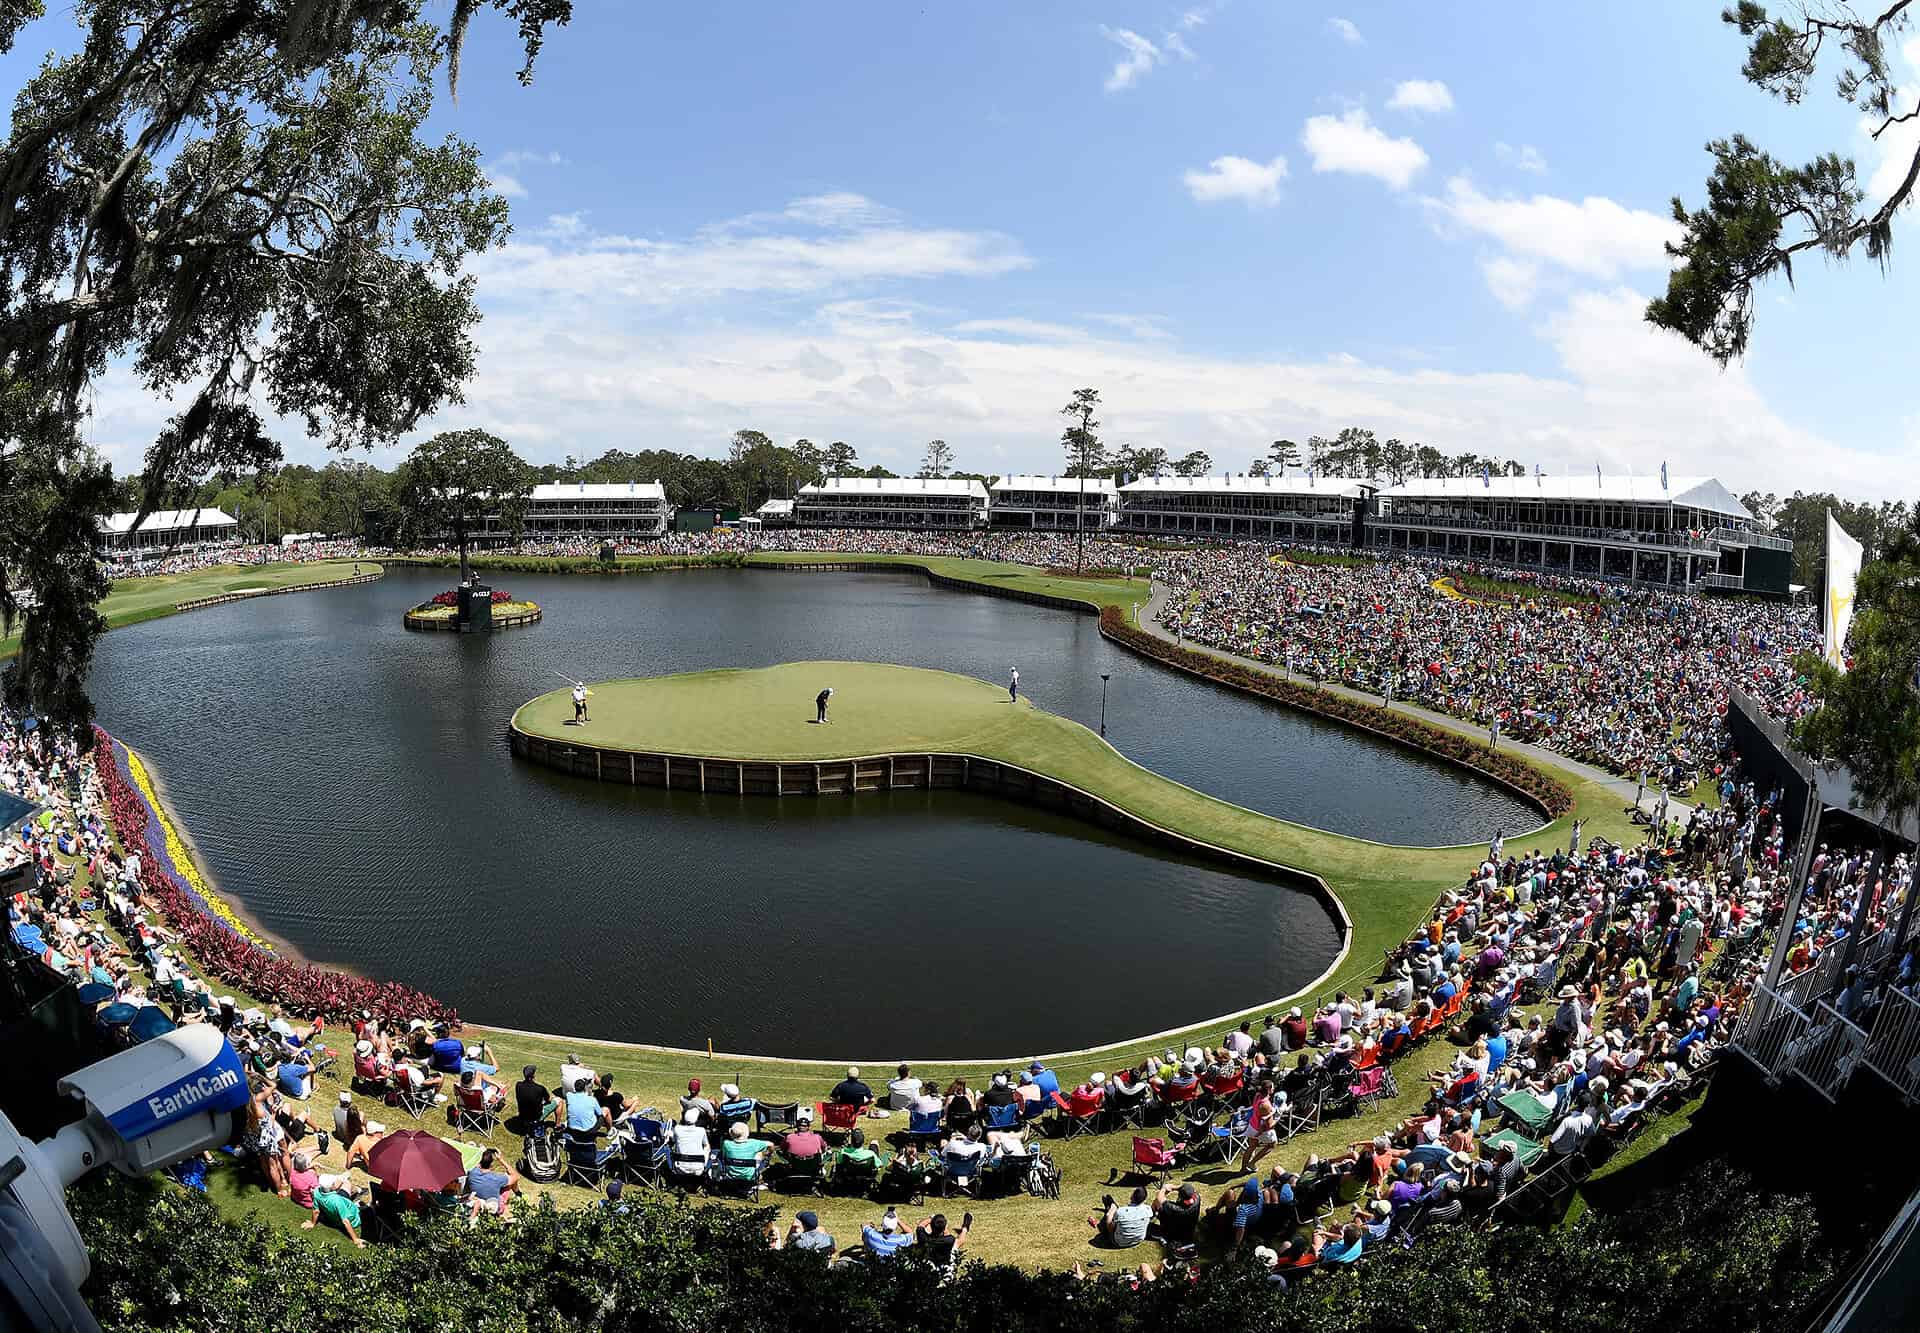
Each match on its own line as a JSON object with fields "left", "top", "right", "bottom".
{"left": 1099, "top": 608, "right": 1575, "bottom": 819}
{"left": 68, "top": 1161, "right": 1836, "bottom": 1332}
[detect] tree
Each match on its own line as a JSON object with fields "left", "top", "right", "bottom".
{"left": 0, "top": 1, "right": 571, "bottom": 740}
{"left": 1414, "top": 444, "right": 1445, "bottom": 478}
{"left": 822, "top": 441, "right": 858, "bottom": 476}
{"left": 1793, "top": 516, "right": 1920, "bottom": 954}
{"left": 1741, "top": 489, "right": 1781, "bottom": 532}
{"left": 1059, "top": 387, "right": 1105, "bottom": 572}
{"left": 1381, "top": 437, "right": 1413, "bottom": 484}
{"left": 394, "top": 430, "right": 532, "bottom": 583}
{"left": 918, "top": 438, "right": 954, "bottom": 478}
{"left": 1269, "top": 439, "right": 1303, "bottom": 473}
{"left": 1247, "top": 458, "right": 1271, "bottom": 477}
{"left": 1649, "top": 4, "right": 1920, "bottom": 363}
{"left": 1172, "top": 449, "right": 1212, "bottom": 477}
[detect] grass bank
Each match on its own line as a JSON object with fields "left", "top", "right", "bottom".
{"left": 1, "top": 560, "right": 381, "bottom": 660}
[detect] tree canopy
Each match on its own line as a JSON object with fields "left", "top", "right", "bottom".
{"left": 0, "top": 0, "right": 572, "bottom": 739}
{"left": 1648, "top": 3, "right": 1920, "bottom": 362}
{"left": 393, "top": 429, "right": 531, "bottom": 582}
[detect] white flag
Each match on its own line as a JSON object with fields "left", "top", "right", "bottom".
{"left": 1823, "top": 510, "right": 1862, "bottom": 670}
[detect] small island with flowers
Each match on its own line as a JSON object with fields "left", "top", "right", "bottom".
{"left": 402, "top": 585, "right": 543, "bottom": 632}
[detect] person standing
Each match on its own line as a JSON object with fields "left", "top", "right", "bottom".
{"left": 1008, "top": 667, "right": 1020, "bottom": 702}
{"left": 572, "top": 681, "right": 589, "bottom": 725}
{"left": 816, "top": 687, "right": 833, "bottom": 724}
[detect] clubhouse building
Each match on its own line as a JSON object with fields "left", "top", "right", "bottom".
{"left": 794, "top": 477, "right": 990, "bottom": 530}
{"left": 98, "top": 508, "right": 241, "bottom": 555}
{"left": 989, "top": 475, "right": 1118, "bottom": 531}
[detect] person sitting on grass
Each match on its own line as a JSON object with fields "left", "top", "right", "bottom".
{"left": 1089, "top": 1186, "right": 1154, "bottom": 1248}
{"left": 464, "top": 1147, "right": 520, "bottom": 1221}
{"left": 1311, "top": 1220, "right": 1365, "bottom": 1265}
{"left": 302, "top": 1173, "right": 367, "bottom": 1249}
{"left": 286, "top": 1150, "right": 320, "bottom": 1212}
{"left": 861, "top": 1210, "right": 915, "bottom": 1258}
{"left": 915, "top": 1211, "right": 971, "bottom": 1267}
{"left": 343, "top": 1120, "right": 387, "bottom": 1171}
{"left": 1152, "top": 1181, "right": 1202, "bottom": 1253}
{"left": 717, "top": 1121, "right": 773, "bottom": 1180}
{"left": 882, "top": 1141, "right": 939, "bottom": 1200}
{"left": 784, "top": 1209, "right": 835, "bottom": 1255}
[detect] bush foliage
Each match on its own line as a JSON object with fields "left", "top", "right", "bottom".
{"left": 68, "top": 1161, "right": 1835, "bottom": 1333}
{"left": 1099, "top": 608, "right": 1576, "bottom": 819}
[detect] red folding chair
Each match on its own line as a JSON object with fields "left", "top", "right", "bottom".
{"left": 1053, "top": 1089, "right": 1106, "bottom": 1138}
{"left": 820, "top": 1101, "right": 861, "bottom": 1137}
{"left": 1128, "top": 1136, "right": 1180, "bottom": 1184}
{"left": 1201, "top": 1069, "right": 1246, "bottom": 1105}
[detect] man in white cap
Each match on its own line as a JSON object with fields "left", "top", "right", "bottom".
{"left": 1008, "top": 666, "right": 1019, "bottom": 701}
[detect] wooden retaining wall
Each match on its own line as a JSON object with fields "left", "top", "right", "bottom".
{"left": 174, "top": 570, "right": 383, "bottom": 612}
{"left": 403, "top": 604, "right": 543, "bottom": 632}
{"left": 507, "top": 723, "right": 1350, "bottom": 941}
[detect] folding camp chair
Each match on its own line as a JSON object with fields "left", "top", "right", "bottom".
{"left": 904, "top": 1107, "right": 944, "bottom": 1144}
{"left": 707, "top": 1152, "right": 769, "bottom": 1202}
{"left": 1279, "top": 1086, "right": 1322, "bottom": 1140}
{"left": 1051, "top": 1090, "right": 1104, "bottom": 1139}
{"left": 983, "top": 1101, "right": 1021, "bottom": 1132}
{"left": 755, "top": 1101, "right": 801, "bottom": 1134}
{"left": 1348, "top": 1066, "right": 1391, "bottom": 1113}
{"left": 563, "top": 1130, "right": 618, "bottom": 1189}
{"left": 454, "top": 1085, "right": 498, "bottom": 1136}
{"left": 820, "top": 1101, "right": 861, "bottom": 1139}
{"left": 716, "top": 1097, "right": 758, "bottom": 1136}
{"left": 391, "top": 1073, "right": 436, "bottom": 1119}
{"left": 941, "top": 1148, "right": 982, "bottom": 1198}
{"left": 1106, "top": 1080, "right": 1153, "bottom": 1129}
{"left": 779, "top": 1153, "right": 826, "bottom": 1196}
{"left": 1019, "top": 1094, "right": 1052, "bottom": 1127}
{"left": 1201, "top": 1068, "right": 1246, "bottom": 1106}
{"left": 830, "top": 1154, "right": 879, "bottom": 1198}
{"left": 619, "top": 1118, "right": 671, "bottom": 1188}
{"left": 1200, "top": 1107, "right": 1252, "bottom": 1163}
{"left": 1127, "top": 1136, "right": 1180, "bottom": 1185}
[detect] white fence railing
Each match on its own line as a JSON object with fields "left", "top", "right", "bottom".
{"left": 1733, "top": 983, "right": 1814, "bottom": 1084}
{"left": 1786, "top": 1000, "right": 1870, "bottom": 1102}
{"left": 1863, "top": 985, "right": 1920, "bottom": 1103}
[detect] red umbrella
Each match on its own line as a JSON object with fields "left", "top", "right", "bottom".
{"left": 365, "top": 1129, "right": 464, "bottom": 1192}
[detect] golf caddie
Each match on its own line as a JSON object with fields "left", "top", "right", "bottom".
{"left": 816, "top": 686, "right": 832, "bottom": 724}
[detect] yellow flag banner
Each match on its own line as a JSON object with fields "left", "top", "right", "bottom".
{"left": 1823, "top": 509, "right": 1862, "bottom": 671}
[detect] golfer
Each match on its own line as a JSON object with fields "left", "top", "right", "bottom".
{"left": 816, "top": 686, "right": 832, "bottom": 724}
{"left": 572, "top": 681, "right": 589, "bottom": 725}
{"left": 1008, "top": 667, "right": 1019, "bottom": 702}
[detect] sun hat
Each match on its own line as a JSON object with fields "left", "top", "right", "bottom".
{"left": 1558, "top": 985, "right": 1578, "bottom": 999}
{"left": 1090, "top": 1071, "right": 1105, "bottom": 1086}
{"left": 355, "top": 1040, "right": 372, "bottom": 1056}
{"left": 366, "top": 1121, "right": 386, "bottom": 1134}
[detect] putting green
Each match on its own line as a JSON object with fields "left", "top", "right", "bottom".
{"left": 513, "top": 660, "right": 1063, "bottom": 762}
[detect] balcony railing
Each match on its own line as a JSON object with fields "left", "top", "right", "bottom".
{"left": 1374, "top": 512, "right": 1717, "bottom": 551}
{"left": 1696, "top": 572, "right": 1744, "bottom": 590}
{"left": 1710, "top": 525, "right": 1793, "bottom": 552}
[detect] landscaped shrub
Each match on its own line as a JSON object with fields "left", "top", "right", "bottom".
{"left": 66, "top": 1161, "right": 1839, "bottom": 1332}
{"left": 93, "top": 727, "right": 457, "bottom": 1025}
{"left": 1098, "top": 608, "right": 1575, "bottom": 820}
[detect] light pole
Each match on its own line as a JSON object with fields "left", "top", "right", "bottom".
{"left": 1100, "top": 672, "right": 1111, "bottom": 736}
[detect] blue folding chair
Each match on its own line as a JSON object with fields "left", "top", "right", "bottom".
{"left": 984, "top": 1102, "right": 1021, "bottom": 1132}
{"left": 905, "top": 1108, "right": 943, "bottom": 1143}
{"left": 941, "top": 1149, "right": 981, "bottom": 1198}
{"left": 128, "top": 1006, "right": 176, "bottom": 1043}
{"left": 563, "top": 1130, "right": 618, "bottom": 1188}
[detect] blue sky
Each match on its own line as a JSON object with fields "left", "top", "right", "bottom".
{"left": 25, "top": 2, "right": 1920, "bottom": 497}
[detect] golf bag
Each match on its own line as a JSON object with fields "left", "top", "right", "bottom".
{"left": 1024, "top": 1151, "right": 1062, "bottom": 1199}
{"left": 522, "top": 1122, "right": 564, "bottom": 1183}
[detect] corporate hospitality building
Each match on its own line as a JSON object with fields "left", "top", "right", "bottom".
{"left": 794, "top": 476, "right": 990, "bottom": 529}
{"left": 98, "top": 508, "right": 241, "bottom": 555}
{"left": 1114, "top": 475, "right": 1373, "bottom": 545}
{"left": 988, "top": 475, "right": 1118, "bottom": 530}
{"left": 1370, "top": 474, "right": 1789, "bottom": 594}
{"left": 517, "top": 481, "right": 671, "bottom": 538}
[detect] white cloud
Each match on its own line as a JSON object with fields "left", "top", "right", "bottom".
{"left": 466, "top": 195, "right": 1030, "bottom": 306}
{"left": 483, "top": 149, "right": 566, "bottom": 199}
{"left": 1100, "top": 26, "right": 1161, "bottom": 91}
{"left": 952, "top": 317, "right": 1091, "bottom": 341}
{"left": 487, "top": 172, "right": 526, "bottom": 199}
{"left": 1300, "top": 110, "right": 1428, "bottom": 190}
{"left": 1494, "top": 141, "right": 1548, "bottom": 173}
{"left": 1183, "top": 154, "right": 1289, "bottom": 207}
{"left": 1164, "top": 31, "right": 1197, "bottom": 62}
{"left": 1327, "top": 17, "right": 1363, "bottom": 45}
{"left": 1387, "top": 79, "right": 1454, "bottom": 114}
{"left": 1863, "top": 36, "right": 1920, "bottom": 204}
{"left": 1480, "top": 256, "right": 1540, "bottom": 311}
{"left": 1425, "top": 175, "right": 1676, "bottom": 279}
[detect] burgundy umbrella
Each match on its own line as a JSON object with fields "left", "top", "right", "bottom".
{"left": 365, "top": 1129, "right": 464, "bottom": 1192}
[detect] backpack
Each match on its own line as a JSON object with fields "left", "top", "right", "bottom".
{"left": 522, "top": 1125, "right": 563, "bottom": 1183}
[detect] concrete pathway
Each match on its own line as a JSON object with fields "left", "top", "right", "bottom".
{"left": 1139, "top": 582, "right": 1691, "bottom": 830}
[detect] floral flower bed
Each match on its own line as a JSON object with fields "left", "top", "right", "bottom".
{"left": 1099, "top": 607, "right": 1575, "bottom": 819}
{"left": 93, "top": 726, "right": 457, "bottom": 1024}
{"left": 428, "top": 587, "right": 517, "bottom": 607}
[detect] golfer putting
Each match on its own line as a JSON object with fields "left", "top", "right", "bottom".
{"left": 815, "top": 686, "right": 833, "bottom": 724}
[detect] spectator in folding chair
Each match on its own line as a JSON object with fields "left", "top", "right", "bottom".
{"left": 597, "top": 1072, "right": 641, "bottom": 1123}
{"left": 1026, "top": 1060, "right": 1061, "bottom": 1100}
{"left": 511, "top": 1064, "right": 553, "bottom": 1133}
{"left": 679, "top": 1077, "right": 716, "bottom": 1127}
{"left": 776, "top": 1104, "right": 827, "bottom": 1175}
{"left": 830, "top": 1066, "right": 874, "bottom": 1111}
{"left": 669, "top": 1108, "right": 713, "bottom": 1184}
{"left": 942, "top": 1077, "right": 980, "bottom": 1132}
{"left": 881, "top": 1141, "right": 940, "bottom": 1201}
{"left": 392, "top": 1060, "right": 443, "bottom": 1114}
{"left": 1205, "top": 1173, "right": 1283, "bottom": 1255}
{"left": 715, "top": 1121, "right": 774, "bottom": 1185}
{"left": 555, "top": 1076, "right": 609, "bottom": 1137}
{"left": 940, "top": 1127, "right": 987, "bottom": 1195}
{"left": 1311, "top": 1221, "right": 1365, "bottom": 1266}
{"left": 914, "top": 1212, "right": 970, "bottom": 1269}
{"left": 831, "top": 1129, "right": 886, "bottom": 1189}
{"left": 979, "top": 1072, "right": 1019, "bottom": 1115}
{"left": 448, "top": 1066, "right": 507, "bottom": 1129}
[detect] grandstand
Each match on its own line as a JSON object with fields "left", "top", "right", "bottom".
{"left": 989, "top": 476, "right": 1118, "bottom": 531}
{"left": 512, "top": 481, "right": 670, "bottom": 538}
{"left": 1115, "top": 475, "right": 1372, "bottom": 544}
{"left": 97, "top": 508, "right": 240, "bottom": 556}
{"left": 1371, "top": 474, "right": 1791, "bottom": 595}
{"left": 794, "top": 476, "right": 989, "bottom": 530}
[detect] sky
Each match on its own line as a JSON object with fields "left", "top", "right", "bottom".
{"left": 23, "top": 2, "right": 1920, "bottom": 498}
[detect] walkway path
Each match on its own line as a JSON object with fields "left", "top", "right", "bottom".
{"left": 1140, "top": 582, "right": 1690, "bottom": 831}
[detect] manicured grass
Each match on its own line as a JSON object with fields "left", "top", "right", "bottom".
{"left": 1, "top": 560, "right": 380, "bottom": 660}
{"left": 742, "top": 551, "right": 1151, "bottom": 619}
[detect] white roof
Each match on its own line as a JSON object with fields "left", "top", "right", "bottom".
{"left": 798, "top": 476, "right": 989, "bottom": 500}
{"left": 100, "top": 509, "right": 239, "bottom": 535}
{"left": 756, "top": 499, "right": 795, "bottom": 516}
{"left": 529, "top": 481, "right": 665, "bottom": 502}
{"left": 1119, "top": 475, "right": 1370, "bottom": 499}
{"left": 1382, "top": 474, "right": 1750, "bottom": 518}
{"left": 992, "top": 475, "right": 1117, "bottom": 495}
